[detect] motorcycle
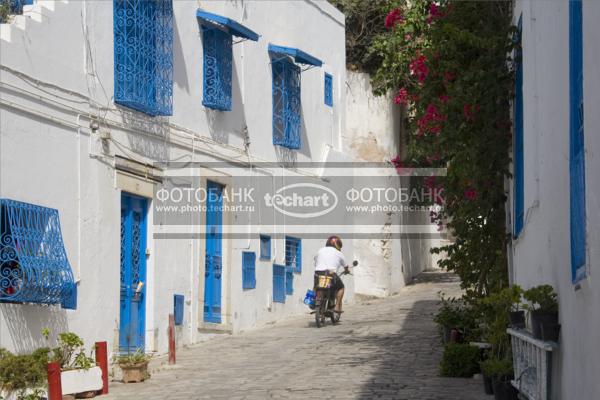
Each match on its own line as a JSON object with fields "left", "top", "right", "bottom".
{"left": 305, "top": 260, "right": 358, "bottom": 328}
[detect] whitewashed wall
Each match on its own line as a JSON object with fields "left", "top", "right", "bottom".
{"left": 0, "top": 0, "right": 348, "bottom": 356}
{"left": 510, "top": 1, "right": 600, "bottom": 398}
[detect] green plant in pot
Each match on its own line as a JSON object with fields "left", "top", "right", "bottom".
{"left": 505, "top": 285, "right": 525, "bottom": 328}
{"left": 116, "top": 349, "right": 151, "bottom": 383}
{"left": 481, "top": 357, "right": 518, "bottom": 400}
{"left": 434, "top": 294, "right": 477, "bottom": 343}
{"left": 523, "top": 284, "right": 559, "bottom": 340}
{"left": 440, "top": 343, "right": 481, "bottom": 378}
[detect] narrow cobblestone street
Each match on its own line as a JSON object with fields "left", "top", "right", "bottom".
{"left": 105, "top": 271, "right": 487, "bottom": 400}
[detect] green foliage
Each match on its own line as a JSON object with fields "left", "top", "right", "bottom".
{"left": 330, "top": 0, "right": 399, "bottom": 74}
{"left": 480, "top": 357, "right": 513, "bottom": 379}
{"left": 439, "top": 343, "right": 481, "bottom": 377}
{"left": 51, "top": 332, "right": 95, "bottom": 371}
{"left": 373, "top": 0, "right": 515, "bottom": 299}
{"left": 0, "top": 0, "right": 10, "bottom": 24}
{"left": 0, "top": 347, "right": 50, "bottom": 396}
{"left": 523, "top": 284, "right": 558, "bottom": 313}
{"left": 115, "top": 348, "right": 150, "bottom": 367}
{"left": 433, "top": 294, "right": 479, "bottom": 341}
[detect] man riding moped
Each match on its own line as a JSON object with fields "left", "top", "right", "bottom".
{"left": 313, "top": 235, "right": 349, "bottom": 314}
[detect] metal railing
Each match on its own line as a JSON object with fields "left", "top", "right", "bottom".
{"left": 507, "top": 328, "right": 557, "bottom": 400}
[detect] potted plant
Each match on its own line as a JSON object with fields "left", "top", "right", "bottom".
{"left": 116, "top": 349, "right": 151, "bottom": 383}
{"left": 481, "top": 357, "right": 518, "bottom": 400}
{"left": 505, "top": 285, "right": 525, "bottom": 328}
{"left": 523, "top": 284, "right": 558, "bottom": 340}
{"left": 434, "top": 294, "right": 475, "bottom": 343}
{"left": 439, "top": 343, "right": 481, "bottom": 378}
{"left": 50, "top": 332, "right": 102, "bottom": 399}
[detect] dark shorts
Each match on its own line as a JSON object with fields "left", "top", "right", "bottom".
{"left": 314, "top": 271, "right": 344, "bottom": 291}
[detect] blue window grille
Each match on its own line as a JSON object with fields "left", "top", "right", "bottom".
{"left": 569, "top": 0, "right": 586, "bottom": 283}
{"left": 259, "top": 235, "right": 271, "bottom": 260}
{"left": 285, "top": 236, "right": 301, "bottom": 273}
{"left": 113, "top": 0, "right": 173, "bottom": 116}
{"left": 242, "top": 251, "right": 256, "bottom": 290}
{"left": 285, "top": 266, "right": 293, "bottom": 295}
{"left": 174, "top": 294, "right": 184, "bottom": 325}
{"left": 272, "top": 264, "right": 285, "bottom": 303}
{"left": 9, "top": 0, "right": 34, "bottom": 15}
{"left": 201, "top": 27, "right": 233, "bottom": 111}
{"left": 324, "top": 73, "right": 333, "bottom": 107}
{"left": 0, "top": 199, "right": 76, "bottom": 309}
{"left": 271, "top": 58, "right": 301, "bottom": 149}
{"left": 513, "top": 16, "right": 524, "bottom": 238}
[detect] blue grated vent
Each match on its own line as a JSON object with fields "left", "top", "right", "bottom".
{"left": 174, "top": 294, "right": 184, "bottom": 325}
{"left": 202, "top": 27, "right": 233, "bottom": 111}
{"left": 285, "top": 236, "right": 301, "bottom": 273}
{"left": 113, "top": 0, "right": 173, "bottom": 116}
{"left": 0, "top": 199, "right": 76, "bottom": 308}
{"left": 324, "top": 73, "right": 333, "bottom": 106}
{"left": 259, "top": 235, "right": 271, "bottom": 260}
{"left": 242, "top": 251, "right": 256, "bottom": 289}
{"left": 272, "top": 264, "right": 285, "bottom": 303}
{"left": 272, "top": 58, "right": 301, "bottom": 149}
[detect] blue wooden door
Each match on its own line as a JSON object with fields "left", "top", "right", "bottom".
{"left": 204, "top": 181, "right": 223, "bottom": 323}
{"left": 119, "top": 193, "right": 148, "bottom": 353}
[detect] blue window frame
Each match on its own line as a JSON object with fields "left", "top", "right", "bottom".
{"left": 285, "top": 236, "right": 301, "bottom": 273}
{"left": 273, "top": 264, "right": 285, "bottom": 303}
{"left": 197, "top": 11, "right": 259, "bottom": 111}
{"left": 174, "top": 294, "right": 184, "bottom": 325}
{"left": 113, "top": 0, "right": 173, "bottom": 116}
{"left": 324, "top": 73, "right": 333, "bottom": 107}
{"left": 0, "top": 199, "right": 76, "bottom": 309}
{"left": 201, "top": 27, "right": 233, "bottom": 111}
{"left": 259, "top": 235, "right": 271, "bottom": 260}
{"left": 569, "top": 0, "right": 586, "bottom": 283}
{"left": 242, "top": 251, "right": 256, "bottom": 289}
{"left": 271, "top": 58, "right": 301, "bottom": 149}
{"left": 513, "top": 16, "right": 524, "bottom": 238}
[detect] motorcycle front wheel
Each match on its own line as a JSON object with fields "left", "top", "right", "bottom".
{"left": 315, "top": 307, "right": 324, "bottom": 328}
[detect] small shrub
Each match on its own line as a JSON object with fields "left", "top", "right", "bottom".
{"left": 523, "top": 284, "right": 558, "bottom": 313}
{"left": 440, "top": 343, "right": 481, "bottom": 377}
{"left": 481, "top": 357, "right": 513, "bottom": 380}
{"left": 0, "top": 347, "right": 50, "bottom": 395}
{"left": 115, "top": 348, "right": 150, "bottom": 367}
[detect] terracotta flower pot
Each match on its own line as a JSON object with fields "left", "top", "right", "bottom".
{"left": 120, "top": 361, "right": 150, "bottom": 383}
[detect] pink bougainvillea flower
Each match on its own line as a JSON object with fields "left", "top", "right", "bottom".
{"left": 394, "top": 87, "right": 410, "bottom": 105}
{"left": 417, "top": 103, "right": 447, "bottom": 135}
{"left": 409, "top": 55, "right": 429, "bottom": 84}
{"left": 443, "top": 71, "right": 456, "bottom": 86}
{"left": 438, "top": 94, "right": 450, "bottom": 104}
{"left": 464, "top": 188, "right": 477, "bottom": 200}
{"left": 385, "top": 8, "right": 404, "bottom": 29}
{"left": 427, "top": 2, "right": 444, "bottom": 24}
{"left": 424, "top": 176, "right": 437, "bottom": 189}
{"left": 391, "top": 155, "right": 412, "bottom": 176}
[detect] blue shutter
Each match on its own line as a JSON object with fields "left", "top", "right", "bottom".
{"left": 113, "top": 0, "right": 173, "bottom": 116}
{"left": 259, "top": 235, "right": 271, "bottom": 260}
{"left": 513, "top": 16, "right": 524, "bottom": 238}
{"left": 272, "top": 264, "right": 285, "bottom": 303}
{"left": 324, "top": 73, "right": 333, "bottom": 106}
{"left": 272, "top": 59, "right": 301, "bottom": 149}
{"left": 174, "top": 294, "right": 184, "bottom": 325}
{"left": 569, "top": 0, "right": 586, "bottom": 282}
{"left": 202, "top": 27, "right": 233, "bottom": 111}
{"left": 285, "top": 237, "right": 301, "bottom": 273}
{"left": 242, "top": 251, "right": 256, "bottom": 289}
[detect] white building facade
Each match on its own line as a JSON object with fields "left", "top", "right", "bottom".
{"left": 0, "top": 0, "right": 351, "bottom": 356}
{"left": 510, "top": 1, "right": 600, "bottom": 398}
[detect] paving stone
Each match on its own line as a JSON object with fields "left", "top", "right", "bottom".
{"left": 103, "top": 271, "right": 489, "bottom": 399}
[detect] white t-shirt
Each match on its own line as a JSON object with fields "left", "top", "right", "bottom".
{"left": 314, "top": 246, "right": 347, "bottom": 273}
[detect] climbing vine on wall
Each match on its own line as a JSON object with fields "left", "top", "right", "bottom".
{"left": 372, "top": 0, "right": 516, "bottom": 298}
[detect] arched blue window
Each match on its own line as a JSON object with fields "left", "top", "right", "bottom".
{"left": 113, "top": 0, "right": 173, "bottom": 116}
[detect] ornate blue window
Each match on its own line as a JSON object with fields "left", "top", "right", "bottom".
{"left": 0, "top": 199, "right": 76, "bottom": 309}
{"left": 269, "top": 44, "right": 322, "bottom": 150}
{"left": 197, "top": 11, "right": 259, "bottom": 111}
{"left": 285, "top": 236, "right": 301, "bottom": 273}
{"left": 272, "top": 264, "right": 285, "bottom": 303}
{"left": 113, "top": 0, "right": 173, "bottom": 116}
{"left": 259, "top": 235, "right": 271, "bottom": 260}
{"left": 324, "top": 73, "right": 333, "bottom": 107}
{"left": 569, "top": 0, "right": 586, "bottom": 283}
{"left": 242, "top": 251, "right": 256, "bottom": 290}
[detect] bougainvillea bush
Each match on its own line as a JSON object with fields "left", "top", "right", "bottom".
{"left": 372, "top": 0, "right": 516, "bottom": 298}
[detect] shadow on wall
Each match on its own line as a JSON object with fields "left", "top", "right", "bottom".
{"left": 0, "top": 303, "right": 68, "bottom": 353}
{"left": 205, "top": 60, "right": 248, "bottom": 145}
{"left": 119, "top": 110, "right": 170, "bottom": 162}
{"left": 172, "top": 10, "right": 190, "bottom": 94}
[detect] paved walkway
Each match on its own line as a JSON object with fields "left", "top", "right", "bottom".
{"left": 105, "top": 271, "right": 488, "bottom": 399}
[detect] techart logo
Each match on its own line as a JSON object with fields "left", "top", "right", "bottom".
{"left": 263, "top": 183, "right": 338, "bottom": 218}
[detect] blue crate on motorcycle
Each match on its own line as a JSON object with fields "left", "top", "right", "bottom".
{"left": 304, "top": 289, "right": 315, "bottom": 309}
